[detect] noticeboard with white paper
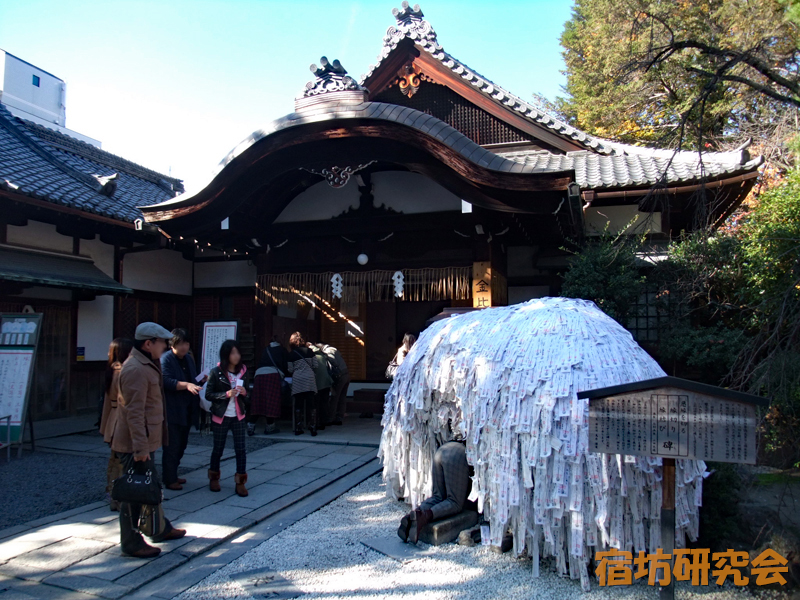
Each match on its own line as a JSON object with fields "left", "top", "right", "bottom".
{"left": 200, "top": 321, "right": 238, "bottom": 376}
{"left": 0, "top": 313, "right": 43, "bottom": 446}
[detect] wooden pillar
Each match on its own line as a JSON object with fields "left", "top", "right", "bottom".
{"left": 660, "top": 457, "right": 675, "bottom": 600}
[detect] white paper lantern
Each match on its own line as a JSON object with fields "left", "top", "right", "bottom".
{"left": 357, "top": 253, "right": 369, "bottom": 265}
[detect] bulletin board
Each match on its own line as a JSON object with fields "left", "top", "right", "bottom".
{"left": 0, "top": 313, "right": 43, "bottom": 448}
{"left": 200, "top": 320, "right": 238, "bottom": 376}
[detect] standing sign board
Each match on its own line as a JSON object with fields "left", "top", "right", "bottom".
{"left": 584, "top": 380, "right": 762, "bottom": 464}
{"left": 578, "top": 376, "right": 768, "bottom": 600}
{"left": 200, "top": 321, "right": 238, "bottom": 377}
{"left": 0, "top": 313, "right": 43, "bottom": 451}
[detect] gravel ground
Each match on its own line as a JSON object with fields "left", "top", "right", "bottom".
{"left": 176, "top": 475, "right": 777, "bottom": 600}
{"left": 0, "top": 451, "right": 108, "bottom": 530}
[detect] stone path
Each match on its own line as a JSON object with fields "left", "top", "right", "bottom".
{"left": 0, "top": 432, "right": 381, "bottom": 599}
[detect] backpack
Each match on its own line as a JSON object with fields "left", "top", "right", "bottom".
{"left": 322, "top": 347, "right": 341, "bottom": 383}
{"left": 326, "top": 356, "right": 341, "bottom": 383}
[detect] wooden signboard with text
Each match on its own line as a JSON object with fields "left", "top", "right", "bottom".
{"left": 579, "top": 377, "right": 768, "bottom": 600}
{"left": 586, "top": 385, "right": 761, "bottom": 464}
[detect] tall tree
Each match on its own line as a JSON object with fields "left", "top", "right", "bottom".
{"left": 559, "top": 0, "right": 800, "bottom": 166}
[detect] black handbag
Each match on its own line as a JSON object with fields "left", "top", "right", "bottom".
{"left": 111, "top": 459, "right": 163, "bottom": 505}
{"left": 266, "top": 349, "right": 292, "bottom": 400}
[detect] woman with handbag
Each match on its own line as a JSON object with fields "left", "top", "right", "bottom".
{"left": 99, "top": 337, "right": 133, "bottom": 511}
{"left": 287, "top": 332, "right": 318, "bottom": 436}
{"left": 205, "top": 339, "right": 250, "bottom": 496}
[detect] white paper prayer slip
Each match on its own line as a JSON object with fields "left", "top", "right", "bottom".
{"left": 378, "top": 298, "right": 708, "bottom": 592}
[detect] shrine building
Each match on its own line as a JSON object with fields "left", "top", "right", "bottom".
{"left": 0, "top": 3, "right": 762, "bottom": 419}
{"left": 141, "top": 3, "right": 761, "bottom": 383}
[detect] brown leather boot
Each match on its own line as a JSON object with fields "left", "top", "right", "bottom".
{"left": 208, "top": 469, "right": 221, "bottom": 492}
{"left": 235, "top": 472, "right": 248, "bottom": 497}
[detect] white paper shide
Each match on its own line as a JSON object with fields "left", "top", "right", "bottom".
{"left": 379, "top": 297, "right": 708, "bottom": 590}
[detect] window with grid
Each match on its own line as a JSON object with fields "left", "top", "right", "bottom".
{"left": 626, "top": 284, "right": 669, "bottom": 343}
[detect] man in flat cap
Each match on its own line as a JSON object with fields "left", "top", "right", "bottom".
{"left": 112, "top": 322, "right": 186, "bottom": 557}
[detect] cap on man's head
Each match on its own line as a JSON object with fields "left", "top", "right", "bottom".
{"left": 134, "top": 322, "right": 173, "bottom": 341}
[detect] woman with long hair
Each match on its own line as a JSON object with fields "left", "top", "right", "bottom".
{"left": 287, "top": 332, "right": 318, "bottom": 436}
{"left": 396, "top": 332, "right": 416, "bottom": 365}
{"left": 99, "top": 337, "right": 133, "bottom": 511}
{"left": 204, "top": 340, "right": 250, "bottom": 496}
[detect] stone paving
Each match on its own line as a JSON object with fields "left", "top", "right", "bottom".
{"left": 0, "top": 422, "right": 382, "bottom": 600}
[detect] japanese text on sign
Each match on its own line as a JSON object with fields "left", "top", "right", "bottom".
{"left": 0, "top": 348, "right": 34, "bottom": 427}
{"left": 588, "top": 388, "right": 757, "bottom": 464}
{"left": 201, "top": 321, "right": 237, "bottom": 376}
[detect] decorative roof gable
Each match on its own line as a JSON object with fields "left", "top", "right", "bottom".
{"left": 295, "top": 57, "right": 369, "bottom": 112}
{"left": 361, "top": 2, "right": 760, "bottom": 167}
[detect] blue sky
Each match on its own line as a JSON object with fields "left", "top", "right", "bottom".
{"left": 0, "top": 0, "right": 575, "bottom": 191}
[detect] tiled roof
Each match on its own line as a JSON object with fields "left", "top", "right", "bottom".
{"left": 498, "top": 148, "right": 764, "bottom": 189}
{"left": 184, "top": 102, "right": 759, "bottom": 197}
{"left": 0, "top": 244, "right": 133, "bottom": 294}
{"left": 362, "top": 3, "right": 761, "bottom": 167}
{"left": 0, "top": 103, "right": 182, "bottom": 223}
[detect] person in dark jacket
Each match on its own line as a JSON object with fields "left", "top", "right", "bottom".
{"left": 160, "top": 328, "right": 202, "bottom": 490}
{"left": 205, "top": 339, "right": 250, "bottom": 497}
{"left": 248, "top": 336, "right": 289, "bottom": 435}
{"left": 307, "top": 341, "right": 332, "bottom": 431}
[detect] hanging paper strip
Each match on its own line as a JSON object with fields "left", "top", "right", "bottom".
{"left": 379, "top": 297, "right": 707, "bottom": 592}
{"left": 256, "top": 267, "right": 473, "bottom": 305}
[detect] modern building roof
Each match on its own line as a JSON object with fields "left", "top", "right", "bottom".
{"left": 0, "top": 103, "right": 183, "bottom": 223}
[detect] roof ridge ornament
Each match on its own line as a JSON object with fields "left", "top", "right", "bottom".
{"left": 385, "top": 2, "right": 439, "bottom": 50}
{"left": 296, "top": 57, "right": 369, "bottom": 111}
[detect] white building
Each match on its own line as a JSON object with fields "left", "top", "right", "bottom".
{"left": 0, "top": 49, "right": 100, "bottom": 147}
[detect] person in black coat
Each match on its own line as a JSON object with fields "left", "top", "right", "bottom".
{"left": 160, "top": 328, "right": 202, "bottom": 490}
{"left": 205, "top": 339, "right": 250, "bottom": 497}
{"left": 248, "top": 336, "right": 289, "bottom": 435}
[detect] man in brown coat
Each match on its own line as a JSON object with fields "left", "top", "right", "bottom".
{"left": 112, "top": 322, "right": 186, "bottom": 557}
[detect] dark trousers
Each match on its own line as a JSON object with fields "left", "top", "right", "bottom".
{"left": 105, "top": 449, "right": 123, "bottom": 495}
{"left": 329, "top": 373, "right": 350, "bottom": 421}
{"left": 419, "top": 442, "right": 471, "bottom": 520}
{"left": 118, "top": 453, "right": 174, "bottom": 554}
{"left": 210, "top": 416, "right": 247, "bottom": 473}
{"left": 316, "top": 387, "right": 330, "bottom": 426}
{"left": 162, "top": 422, "right": 190, "bottom": 485}
{"left": 293, "top": 391, "right": 317, "bottom": 429}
